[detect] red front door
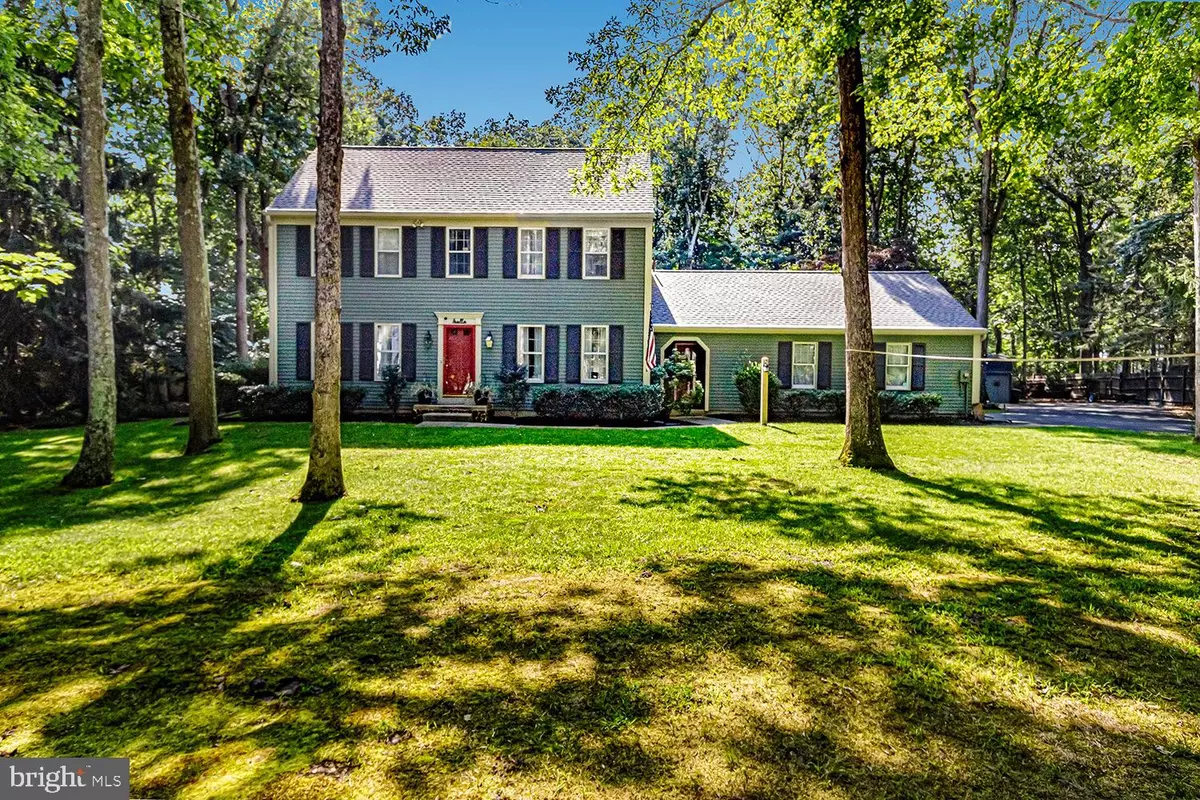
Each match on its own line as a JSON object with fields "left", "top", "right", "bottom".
{"left": 442, "top": 325, "right": 476, "bottom": 396}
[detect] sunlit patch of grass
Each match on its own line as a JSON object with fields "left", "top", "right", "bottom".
{"left": 0, "top": 419, "right": 1197, "bottom": 797}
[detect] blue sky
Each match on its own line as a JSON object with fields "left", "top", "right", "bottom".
{"left": 372, "top": 0, "right": 628, "bottom": 129}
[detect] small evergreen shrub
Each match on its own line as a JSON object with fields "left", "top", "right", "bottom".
{"left": 532, "top": 385, "right": 665, "bottom": 422}
{"left": 494, "top": 364, "right": 531, "bottom": 414}
{"left": 380, "top": 365, "right": 407, "bottom": 418}
{"left": 734, "top": 361, "right": 781, "bottom": 416}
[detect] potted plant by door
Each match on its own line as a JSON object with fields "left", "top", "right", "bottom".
{"left": 473, "top": 385, "right": 493, "bottom": 405}
{"left": 414, "top": 383, "right": 434, "bottom": 404}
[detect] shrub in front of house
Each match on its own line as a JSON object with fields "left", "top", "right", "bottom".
{"left": 216, "top": 371, "right": 247, "bottom": 413}
{"left": 734, "top": 361, "right": 781, "bottom": 416}
{"left": 776, "top": 389, "right": 846, "bottom": 419}
{"left": 767, "top": 389, "right": 942, "bottom": 421}
{"left": 532, "top": 385, "right": 665, "bottom": 423}
{"left": 237, "top": 384, "right": 365, "bottom": 420}
{"left": 877, "top": 391, "right": 942, "bottom": 420}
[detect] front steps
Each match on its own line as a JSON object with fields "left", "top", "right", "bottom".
{"left": 413, "top": 403, "right": 489, "bottom": 423}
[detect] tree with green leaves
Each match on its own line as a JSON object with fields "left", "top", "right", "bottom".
{"left": 552, "top": 0, "right": 953, "bottom": 467}
{"left": 62, "top": 0, "right": 116, "bottom": 487}
{"left": 1099, "top": 2, "right": 1200, "bottom": 440}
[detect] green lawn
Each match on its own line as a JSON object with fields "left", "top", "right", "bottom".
{"left": 0, "top": 419, "right": 1197, "bottom": 799}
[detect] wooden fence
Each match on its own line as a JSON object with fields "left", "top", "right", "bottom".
{"left": 1022, "top": 363, "right": 1194, "bottom": 406}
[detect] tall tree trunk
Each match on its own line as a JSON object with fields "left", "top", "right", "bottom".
{"left": 299, "top": 0, "right": 346, "bottom": 501}
{"left": 976, "top": 148, "right": 1001, "bottom": 330}
{"left": 235, "top": 180, "right": 249, "bottom": 358}
{"left": 837, "top": 43, "right": 893, "bottom": 470}
{"left": 63, "top": 0, "right": 116, "bottom": 488}
{"left": 159, "top": 0, "right": 220, "bottom": 454}
{"left": 1192, "top": 130, "right": 1199, "bottom": 442}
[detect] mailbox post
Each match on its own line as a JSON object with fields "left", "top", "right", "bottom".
{"left": 760, "top": 356, "right": 770, "bottom": 425}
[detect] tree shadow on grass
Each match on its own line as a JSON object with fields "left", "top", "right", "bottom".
{"left": 0, "top": 420, "right": 743, "bottom": 541}
{"left": 2, "top": 543, "right": 1198, "bottom": 798}
{"left": 1030, "top": 424, "right": 1199, "bottom": 459}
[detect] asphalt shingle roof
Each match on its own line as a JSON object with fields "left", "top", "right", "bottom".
{"left": 268, "top": 147, "right": 653, "bottom": 216}
{"left": 651, "top": 270, "right": 983, "bottom": 331}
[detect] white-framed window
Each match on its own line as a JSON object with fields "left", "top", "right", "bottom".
{"left": 375, "top": 227, "right": 401, "bottom": 277}
{"left": 582, "top": 325, "right": 608, "bottom": 384}
{"left": 447, "top": 227, "right": 472, "bottom": 277}
{"left": 885, "top": 342, "right": 911, "bottom": 390}
{"left": 791, "top": 342, "right": 817, "bottom": 388}
{"left": 374, "top": 323, "right": 402, "bottom": 381}
{"left": 519, "top": 325, "right": 545, "bottom": 383}
{"left": 583, "top": 228, "right": 610, "bottom": 279}
{"left": 519, "top": 228, "right": 545, "bottom": 278}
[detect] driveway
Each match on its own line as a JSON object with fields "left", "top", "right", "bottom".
{"left": 988, "top": 401, "right": 1194, "bottom": 434}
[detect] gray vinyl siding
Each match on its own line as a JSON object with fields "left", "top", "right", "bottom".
{"left": 663, "top": 331, "right": 975, "bottom": 415}
{"left": 276, "top": 223, "right": 648, "bottom": 407}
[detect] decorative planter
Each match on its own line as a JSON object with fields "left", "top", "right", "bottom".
{"left": 415, "top": 388, "right": 434, "bottom": 404}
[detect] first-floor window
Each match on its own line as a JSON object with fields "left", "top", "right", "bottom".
{"left": 582, "top": 325, "right": 608, "bottom": 383}
{"left": 519, "top": 228, "right": 545, "bottom": 277}
{"left": 376, "top": 227, "right": 401, "bottom": 276}
{"left": 448, "top": 227, "right": 472, "bottom": 276}
{"left": 885, "top": 342, "right": 911, "bottom": 390}
{"left": 375, "top": 323, "right": 402, "bottom": 380}
{"left": 791, "top": 342, "right": 817, "bottom": 388}
{"left": 519, "top": 325, "right": 544, "bottom": 382}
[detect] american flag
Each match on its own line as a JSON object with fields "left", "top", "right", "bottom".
{"left": 645, "top": 324, "right": 657, "bottom": 371}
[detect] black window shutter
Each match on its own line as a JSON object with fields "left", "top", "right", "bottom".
{"left": 295, "top": 225, "right": 311, "bottom": 277}
{"left": 817, "top": 341, "right": 833, "bottom": 389}
{"left": 565, "top": 325, "right": 581, "bottom": 383}
{"left": 473, "top": 227, "right": 489, "bottom": 278}
{"left": 777, "top": 341, "right": 793, "bottom": 386}
{"left": 546, "top": 228, "right": 561, "bottom": 279}
{"left": 545, "top": 325, "right": 560, "bottom": 383}
{"left": 874, "top": 342, "right": 887, "bottom": 390}
{"left": 608, "top": 325, "right": 624, "bottom": 383}
{"left": 402, "top": 226, "right": 417, "bottom": 278}
{"left": 430, "top": 226, "right": 446, "bottom": 278}
{"left": 610, "top": 228, "right": 626, "bottom": 279}
{"left": 911, "top": 343, "right": 926, "bottom": 391}
{"left": 502, "top": 325, "right": 517, "bottom": 371}
{"left": 295, "top": 322, "right": 311, "bottom": 380}
{"left": 340, "top": 322, "right": 353, "bottom": 380}
{"left": 340, "top": 226, "right": 353, "bottom": 277}
{"left": 566, "top": 228, "right": 582, "bottom": 279}
{"left": 401, "top": 323, "right": 417, "bottom": 381}
{"left": 359, "top": 322, "right": 374, "bottom": 381}
{"left": 358, "top": 226, "right": 374, "bottom": 277}
{"left": 502, "top": 227, "right": 517, "bottom": 278}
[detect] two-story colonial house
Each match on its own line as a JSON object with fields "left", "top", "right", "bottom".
{"left": 266, "top": 147, "right": 984, "bottom": 415}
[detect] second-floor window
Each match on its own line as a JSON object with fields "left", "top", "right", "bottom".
{"left": 519, "top": 228, "right": 544, "bottom": 278}
{"left": 447, "top": 227, "right": 472, "bottom": 277}
{"left": 584, "top": 229, "right": 610, "bottom": 278}
{"left": 376, "top": 227, "right": 401, "bottom": 276}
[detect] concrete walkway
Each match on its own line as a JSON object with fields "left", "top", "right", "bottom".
{"left": 987, "top": 401, "right": 1194, "bottom": 434}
